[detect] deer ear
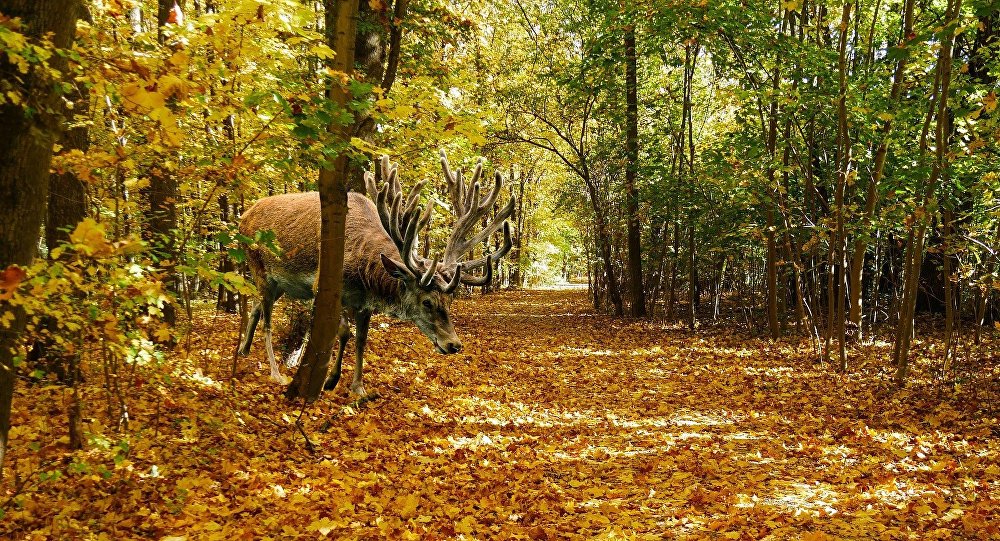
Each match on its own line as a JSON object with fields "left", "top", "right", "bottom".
{"left": 381, "top": 253, "right": 412, "bottom": 280}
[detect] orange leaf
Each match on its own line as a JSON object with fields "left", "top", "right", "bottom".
{"left": 0, "top": 265, "right": 26, "bottom": 300}
{"left": 166, "top": 1, "right": 183, "bottom": 25}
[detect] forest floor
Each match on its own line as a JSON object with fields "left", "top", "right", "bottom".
{"left": 3, "top": 289, "right": 1000, "bottom": 540}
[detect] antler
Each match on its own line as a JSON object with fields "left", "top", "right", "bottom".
{"left": 368, "top": 156, "right": 462, "bottom": 293}
{"left": 439, "top": 150, "right": 515, "bottom": 285}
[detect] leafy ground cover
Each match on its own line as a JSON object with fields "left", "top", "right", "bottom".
{"left": 3, "top": 289, "right": 999, "bottom": 539}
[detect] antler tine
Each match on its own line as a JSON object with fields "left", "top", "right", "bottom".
{"left": 364, "top": 171, "right": 379, "bottom": 198}
{"left": 453, "top": 193, "right": 516, "bottom": 257}
{"left": 419, "top": 258, "right": 438, "bottom": 289}
{"left": 389, "top": 192, "right": 405, "bottom": 249}
{"left": 464, "top": 180, "right": 481, "bottom": 219}
{"left": 380, "top": 155, "right": 392, "bottom": 184}
{"left": 400, "top": 207, "right": 424, "bottom": 273}
{"left": 418, "top": 199, "right": 434, "bottom": 231}
{"left": 461, "top": 220, "right": 514, "bottom": 273}
{"left": 440, "top": 150, "right": 464, "bottom": 210}
{"left": 405, "top": 180, "right": 426, "bottom": 214}
{"left": 439, "top": 149, "right": 455, "bottom": 184}
{"left": 477, "top": 171, "right": 504, "bottom": 214}
{"left": 389, "top": 165, "right": 401, "bottom": 197}
{"left": 459, "top": 254, "right": 493, "bottom": 286}
{"left": 469, "top": 158, "right": 484, "bottom": 190}
{"left": 439, "top": 262, "right": 462, "bottom": 293}
{"left": 375, "top": 182, "right": 391, "bottom": 232}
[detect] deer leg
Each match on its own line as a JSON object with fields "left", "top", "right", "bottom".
{"left": 324, "top": 315, "right": 353, "bottom": 391}
{"left": 261, "top": 284, "right": 286, "bottom": 383}
{"left": 286, "top": 329, "right": 308, "bottom": 368}
{"left": 349, "top": 310, "right": 371, "bottom": 396}
{"left": 238, "top": 301, "right": 263, "bottom": 356}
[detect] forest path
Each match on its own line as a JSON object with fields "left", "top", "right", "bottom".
{"left": 5, "top": 289, "right": 998, "bottom": 539}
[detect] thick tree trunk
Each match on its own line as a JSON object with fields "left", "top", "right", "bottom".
{"left": 346, "top": 0, "right": 409, "bottom": 194}
{"left": 286, "top": 0, "right": 358, "bottom": 401}
{"left": 0, "top": 0, "right": 81, "bottom": 478}
{"left": 624, "top": 24, "right": 645, "bottom": 317}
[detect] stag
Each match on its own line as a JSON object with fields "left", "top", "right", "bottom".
{"left": 237, "top": 152, "right": 515, "bottom": 394}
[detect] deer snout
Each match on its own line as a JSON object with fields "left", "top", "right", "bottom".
{"left": 442, "top": 340, "right": 462, "bottom": 354}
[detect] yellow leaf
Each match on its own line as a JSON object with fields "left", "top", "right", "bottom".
{"left": 455, "top": 515, "right": 477, "bottom": 534}
{"left": 308, "top": 516, "right": 341, "bottom": 536}
{"left": 157, "top": 74, "right": 188, "bottom": 100}
{"left": 310, "top": 44, "right": 336, "bottom": 60}
{"left": 69, "top": 218, "right": 112, "bottom": 256}
{"left": 121, "top": 82, "right": 166, "bottom": 112}
{"left": 154, "top": 326, "right": 173, "bottom": 342}
{"left": 397, "top": 493, "right": 420, "bottom": 518}
{"left": 984, "top": 91, "right": 997, "bottom": 113}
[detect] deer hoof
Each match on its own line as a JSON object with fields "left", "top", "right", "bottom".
{"left": 350, "top": 382, "right": 366, "bottom": 396}
{"left": 270, "top": 372, "right": 290, "bottom": 385}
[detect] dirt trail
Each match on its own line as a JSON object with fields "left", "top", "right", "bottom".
{"left": 4, "top": 289, "right": 999, "bottom": 539}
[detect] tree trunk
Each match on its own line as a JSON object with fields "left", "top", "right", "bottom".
{"left": 834, "top": 2, "right": 852, "bottom": 371}
{"left": 624, "top": 23, "right": 646, "bottom": 317}
{"left": 286, "top": 0, "right": 358, "bottom": 401}
{"left": 150, "top": 0, "right": 186, "bottom": 329}
{"left": 764, "top": 26, "right": 782, "bottom": 340}
{"left": 0, "top": 0, "right": 81, "bottom": 478}
{"left": 895, "top": 0, "right": 960, "bottom": 386}
{"left": 346, "top": 0, "right": 409, "bottom": 194}
{"left": 216, "top": 194, "right": 237, "bottom": 312}
{"left": 848, "top": 0, "right": 914, "bottom": 333}
{"left": 942, "top": 207, "right": 955, "bottom": 370}
{"left": 30, "top": 73, "right": 90, "bottom": 387}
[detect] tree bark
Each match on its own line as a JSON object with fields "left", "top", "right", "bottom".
{"left": 0, "top": 0, "right": 81, "bottom": 478}
{"left": 834, "top": 2, "right": 852, "bottom": 371}
{"left": 286, "top": 0, "right": 358, "bottom": 401}
{"left": 624, "top": 23, "right": 646, "bottom": 317}
{"left": 346, "top": 0, "right": 409, "bottom": 194}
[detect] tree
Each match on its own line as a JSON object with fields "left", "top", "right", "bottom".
{"left": 146, "top": 0, "right": 186, "bottom": 330}
{"left": 623, "top": 19, "right": 646, "bottom": 317}
{"left": 0, "top": 0, "right": 81, "bottom": 477}
{"left": 285, "top": 0, "right": 359, "bottom": 401}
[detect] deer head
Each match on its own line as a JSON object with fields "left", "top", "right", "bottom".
{"left": 368, "top": 152, "right": 515, "bottom": 353}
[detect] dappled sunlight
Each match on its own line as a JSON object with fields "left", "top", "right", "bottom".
{"left": 755, "top": 481, "right": 842, "bottom": 515}
{"left": 7, "top": 289, "right": 1000, "bottom": 539}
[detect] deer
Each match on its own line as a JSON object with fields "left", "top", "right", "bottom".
{"left": 236, "top": 151, "right": 515, "bottom": 395}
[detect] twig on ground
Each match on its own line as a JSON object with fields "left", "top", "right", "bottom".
{"left": 294, "top": 399, "right": 316, "bottom": 453}
{"left": 319, "top": 392, "right": 382, "bottom": 432}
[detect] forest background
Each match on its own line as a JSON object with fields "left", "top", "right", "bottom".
{"left": 1, "top": 0, "right": 1000, "bottom": 537}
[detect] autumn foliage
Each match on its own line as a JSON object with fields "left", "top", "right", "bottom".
{"left": 2, "top": 0, "right": 1000, "bottom": 538}
{"left": 2, "top": 290, "right": 999, "bottom": 539}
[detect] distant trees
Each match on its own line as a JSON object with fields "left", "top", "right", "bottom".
{"left": 487, "top": 0, "right": 1000, "bottom": 383}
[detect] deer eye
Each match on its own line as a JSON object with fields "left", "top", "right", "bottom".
{"left": 422, "top": 300, "right": 433, "bottom": 309}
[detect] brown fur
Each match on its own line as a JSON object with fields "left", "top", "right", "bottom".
{"left": 240, "top": 191, "right": 401, "bottom": 303}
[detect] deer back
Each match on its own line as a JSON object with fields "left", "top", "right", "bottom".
{"left": 239, "top": 191, "right": 401, "bottom": 304}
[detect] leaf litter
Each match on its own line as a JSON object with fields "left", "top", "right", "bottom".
{"left": 2, "top": 289, "right": 999, "bottom": 539}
